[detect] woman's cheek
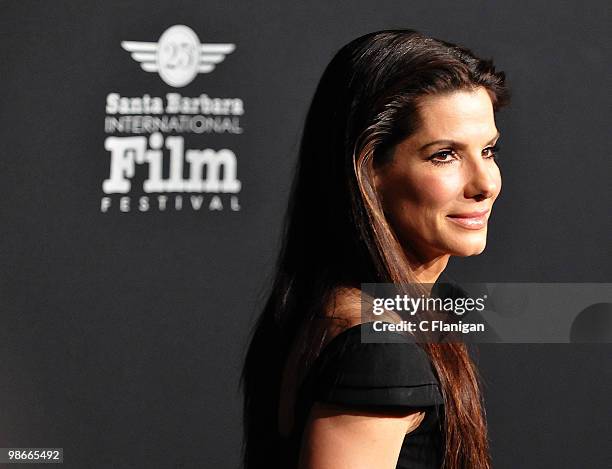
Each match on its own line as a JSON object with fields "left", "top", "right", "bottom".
{"left": 416, "top": 172, "right": 460, "bottom": 206}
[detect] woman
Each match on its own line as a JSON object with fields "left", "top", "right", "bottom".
{"left": 241, "top": 29, "right": 510, "bottom": 469}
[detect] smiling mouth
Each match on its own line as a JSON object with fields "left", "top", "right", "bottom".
{"left": 446, "top": 212, "right": 488, "bottom": 230}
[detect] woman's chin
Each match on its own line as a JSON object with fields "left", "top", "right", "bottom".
{"left": 447, "top": 239, "right": 488, "bottom": 257}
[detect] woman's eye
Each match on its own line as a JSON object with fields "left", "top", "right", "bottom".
{"left": 483, "top": 144, "right": 501, "bottom": 159}
{"left": 429, "top": 150, "right": 456, "bottom": 166}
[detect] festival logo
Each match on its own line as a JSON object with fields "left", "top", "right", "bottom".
{"left": 101, "top": 25, "right": 243, "bottom": 214}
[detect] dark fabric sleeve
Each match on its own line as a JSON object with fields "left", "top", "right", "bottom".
{"left": 310, "top": 325, "right": 444, "bottom": 408}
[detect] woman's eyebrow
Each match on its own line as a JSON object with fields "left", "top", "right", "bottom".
{"left": 418, "top": 131, "right": 501, "bottom": 151}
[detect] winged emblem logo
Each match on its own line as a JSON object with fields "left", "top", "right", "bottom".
{"left": 121, "top": 25, "right": 235, "bottom": 88}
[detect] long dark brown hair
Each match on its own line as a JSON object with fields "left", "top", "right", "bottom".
{"left": 241, "top": 29, "right": 510, "bottom": 469}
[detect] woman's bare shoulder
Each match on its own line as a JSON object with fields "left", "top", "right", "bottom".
{"left": 321, "top": 284, "right": 402, "bottom": 346}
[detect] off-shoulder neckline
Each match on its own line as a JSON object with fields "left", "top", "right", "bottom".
{"left": 295, "top": 320, "right": 438, "bottom": 412}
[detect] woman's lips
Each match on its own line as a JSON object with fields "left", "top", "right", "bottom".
{"left": 446, "top": 210, "right": 489, "bottom": 230}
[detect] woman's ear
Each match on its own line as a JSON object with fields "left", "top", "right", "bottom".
{"left": 371, "top": 145, "right": 395, "bottom": 196}
{"left": 372, "top": 171, "right": 388, "bottom": 217}
{"left": 372, "top": 159, "right": 388, "bottom": 203}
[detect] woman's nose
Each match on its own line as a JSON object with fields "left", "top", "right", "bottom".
{"left": 464, "top": 157, "right": 500, "bottom": 200}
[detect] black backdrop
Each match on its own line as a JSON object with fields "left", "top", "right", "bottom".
{"left": 1, "top": 1, "right": 610, "bottom": 468}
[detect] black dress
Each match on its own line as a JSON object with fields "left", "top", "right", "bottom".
{"left": 282, "top": 321, "right": 445, "bottom": 468}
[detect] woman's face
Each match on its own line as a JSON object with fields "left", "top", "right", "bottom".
{"left": 374, "top": 86, "right": 502, "bottom": 262}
